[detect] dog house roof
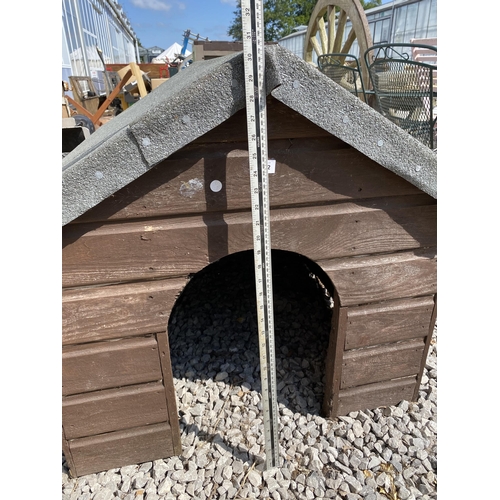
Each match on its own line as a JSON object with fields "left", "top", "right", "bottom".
{"left": 62, "top": 44, "right": 437, "bottom": 226}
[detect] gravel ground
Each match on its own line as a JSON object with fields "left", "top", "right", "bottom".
{"left": 62, "top": 251, "right": 437, "bottom": 500}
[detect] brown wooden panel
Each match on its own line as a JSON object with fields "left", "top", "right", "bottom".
{"left": 62, "top": 428, "right": 76, "bottom": 478}
{"left": 157, "top": 332, "right": 182, "bottom": 454}
{"left": 73, "top": 145, "right": 427, "bottom": 223}
{"left": 193, "top": 97, "right": 335, "bottom": 144}
{"left": 269, "top": 202, "right": 436, "bottom": 259}
{"left": 413, "top": 294, "right": 437, "bottom": 400}
{"left": 68, "top": 422, "right": 174, "bottom": 477}
{"left": 193, "top": 40, "right": 244, "bottom": 51}
{"left": 62, "top": 336, "right": 162, "bottom": 396}
{"left": 63, "top": 382, "right": 168, "bottom": 440}
{"left": 62, "top": 278, "right": 186, "bottom": 346}
{"left": 337, "top": 377, "right": 417, "bottom": 416}
{"left": 341, "top": 339, "right": 425, "bottom": 389}
{"left": 344, "top": 296, "right": 435, "bottom": 350}
{"left": 174, "top": 136, "right": 348, "bottom": 159}
{"left": 320, "top": 248, "right": 437, "bottom": 307}
{"left": 322, "top": 289, "right": 348, "bottom": 419}
{"left": 63, "top": 201, "right": 436, "bottom": 288}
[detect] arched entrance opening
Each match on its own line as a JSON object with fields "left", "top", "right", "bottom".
{"left": 167, "top": 249, "right": 336, "bottom": 462}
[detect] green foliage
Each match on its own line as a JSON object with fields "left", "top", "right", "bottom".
{"left": 227, "top": 1, "right": 243, "bottom": 41}
{"left": 228, "top": 0, "right": 382, "bottom": 42}
{"left": 360, "top": 0, "right": 382, "bottom": 9}
{"left": 228, "top": 0, "right": 317, "bottom": 42}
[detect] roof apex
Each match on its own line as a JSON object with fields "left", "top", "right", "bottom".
{"left": 62, "top": 45, "right": 436, "bottom": 225}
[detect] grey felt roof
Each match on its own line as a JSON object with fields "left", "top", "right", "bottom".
{"left": 62, "top": 44, "right": 437, "bottom": 226}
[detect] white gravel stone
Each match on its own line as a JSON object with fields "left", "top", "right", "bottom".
{"left": 344, "top": 475, "right": 363, "bottom": 493}
{"left": 92, "top": 490, "right": 114, "bottom": 500}
{"left": 248, "top": 470, "right": 262, "bottom": 488}
{"left": 158, "top": 476, "right": 173, "bottom": 495}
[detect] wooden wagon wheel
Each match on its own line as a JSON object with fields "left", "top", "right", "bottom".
{"left": 304, "top": 0, "right": 373, "bottom": 87}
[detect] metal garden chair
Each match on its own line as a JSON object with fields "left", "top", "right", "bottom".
{"left": 317, "top": 53, "right": 367, "bottom": 102}
{"left": 363, "top": 42, "right": 437, "bottom": 149}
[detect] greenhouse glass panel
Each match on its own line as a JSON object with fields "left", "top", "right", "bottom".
{"left": 63, "top": 1, "right": 78, "bottom": 54}
{"left": 77, "top": 0, "right": 88, "bottom": 31}
{"left": 380, "top": 18, "right": 391, "bottom": 43}
{"left": 415, "top": 0, "right": 430, "bottom": 36}
{"left": 427, "top": 0, "right": 437, "bottom": 37}
{"left": 404, "top": 2, "right": 419, "bottom": 40}
{"left": 392, "top": 5, "right": 408, "bottom": 43}
{"left": 369, "top": 21, "right": 378, "bottom": 44}
{"left": 62, "top": 23, "right": 72, "bottom": 67}
{"left": 86, "top": 0, "right": 96, "bottom": 35}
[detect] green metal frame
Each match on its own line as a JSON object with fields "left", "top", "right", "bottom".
{"left": 317, "top": 53, "right": 367, "bottom": 102}
{"left": 363, "top": 43, "right": 437, "bottom": 149}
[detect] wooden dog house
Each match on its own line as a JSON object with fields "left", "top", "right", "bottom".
{"left": 62, "top": 45, "right": 437, "bottom": 477}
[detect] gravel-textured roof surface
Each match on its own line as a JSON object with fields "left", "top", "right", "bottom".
{"left": 62, "top": 252, "right": 437, "bottom": 500}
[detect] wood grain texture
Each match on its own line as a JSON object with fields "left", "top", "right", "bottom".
{"left": 68, "top": 422, "right": 175, "bottom": 477}
{"left": 344, "top": 296, "right": 435, "bottom": 350}
{"left": 72, "top": 145, "right": 427, "bottom": 224}
{"left": 322, "top": 289, "right": 348, "bottom": 418}
{"left": 62, "top": 428, "right": 76, "bottom": 478}
{"left": 413, "top": 295, "right": 437, "bottom": 400}
{"left": 320, "top": 247, "right": 437, "bottom": 306}
{"left": 62, "top": 336, "right": 162, "bottom": 396}
{"left": 156, "top": 332, "right": 182, "bottom": 455}
{"left": 62, "top": 278, "right": 187, "bottom": 346}
{"left": 341, "top": 338, "right": 425, "bottom": 389}
{"left": 63, "top": 201, "right": 436, "bottom": 288}
{"left": 337, "top": 377, "right": 417, "bottom": 416}
{"left": 63, "top": 382, "right": 168, "bottom": 439}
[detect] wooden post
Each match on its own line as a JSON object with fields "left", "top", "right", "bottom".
{"left": 65, "top": 69, "right": 133, "bottom": 128}
{"left": 322, "top": 288, "right": 348, "bottom": 418}
{"left": 130, "top": 62, "right": 148, "bottom": 98}
{"left": 412, "top": 294, "right": 437, "bottom": 400}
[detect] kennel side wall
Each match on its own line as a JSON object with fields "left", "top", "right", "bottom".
{"left": 62, "top": 97, "right": 437, "bottom": 476}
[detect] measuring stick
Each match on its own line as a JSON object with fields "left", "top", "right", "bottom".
{"left": 241, "top": 0, "right": 279, "bottom": 470}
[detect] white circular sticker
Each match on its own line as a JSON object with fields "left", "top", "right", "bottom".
{"left": 210, "top": 180, "right": 223, "bottom": 192}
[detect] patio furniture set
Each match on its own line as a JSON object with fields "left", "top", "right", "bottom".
{"left": 317, "top": 39, "right": 437, "bottom": 150}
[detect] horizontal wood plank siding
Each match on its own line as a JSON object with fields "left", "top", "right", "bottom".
{"left": 337, "top": 377, "right": 417, "bottom": 415}
{"left": 344, "top": 296, "right": 435, "bottom": 350}
{"left": 68, "top": 422, "right": 174, "bottom": 477}
{"left": 73, "top": 148, "right": 427, "bottom": 223}
{"left": 62, "top": 278, "right": 186, "bottom": 345}
{"left": 63, "top": 202, "right": 436, "bottom": 288}
{"left": 63, "top": 382, "right": 169, "bottom": 439}
{"left": 320, "top": 248, "right": 437, "bottom": 307}
{"left": 62, "top": 336, "right": 162, "bottom": 396}
{"left": 341, "top": 339, "right": 425, "bottom": 389}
